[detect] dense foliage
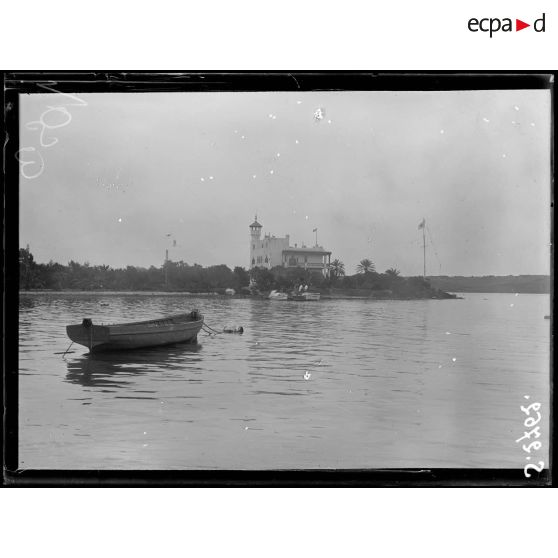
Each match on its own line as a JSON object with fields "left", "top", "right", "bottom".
{"left": 249, "top": 263, "right": 452, "bottom": 299}
{"left": 19, "top": 248, "right": 454, "bottom": 298}
{"left": 18, "top": 248, "right": 250, "bottom": 292}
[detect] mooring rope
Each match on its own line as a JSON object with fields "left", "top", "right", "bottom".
{"left": 202, "top": 324, "right": 222, "bottom": 336}
{"left": 60, "top": 341, "right": 74, "bottom": 357}
{"left": 203, "top": 323, "right": 223, "bottom": 335}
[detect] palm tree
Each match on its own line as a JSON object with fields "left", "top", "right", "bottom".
{"left": 385, "top": 268, "right": 400, "bottom": 277}
{"left": 328, "top": 259, "right": 345, "bottom": 280}
{"left": 356, "top": 258, "right": 375, "bottom": 274}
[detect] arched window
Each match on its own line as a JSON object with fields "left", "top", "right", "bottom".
{"left": 265, "top": 256, "right": 268, "bottom": 263}
{"left": 252, "top": 258, "right": 255, "bottom": 265}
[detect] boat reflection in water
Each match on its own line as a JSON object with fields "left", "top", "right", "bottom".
{"left": 64, "top": 343, "right": 203, "bottom": 389}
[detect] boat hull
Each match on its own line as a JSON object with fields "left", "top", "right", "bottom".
{"left": 289, "top": 292, "right": 321, "bottom": 301}
{"left": 268, "top": 290, "right": 289, "bottom": 300}
{"left": 66, "top": 313, "right": 203, "bottom": 353}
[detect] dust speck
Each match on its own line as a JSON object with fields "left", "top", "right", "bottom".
{"left": 314, "top": 108, "right": 325, "bottom": 121}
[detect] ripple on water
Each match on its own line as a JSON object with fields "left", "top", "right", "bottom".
{"left": 17, "top": 293, "right": 550, "bottom": 469}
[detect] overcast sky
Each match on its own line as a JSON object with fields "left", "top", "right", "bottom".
{"left": 19, "top": 88, "right": 551, "bottom": 276}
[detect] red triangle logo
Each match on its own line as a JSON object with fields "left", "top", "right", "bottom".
{"left": 516, "top": 19, "right": 530, "bottom": 31}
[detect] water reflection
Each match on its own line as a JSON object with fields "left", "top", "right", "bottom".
{"left": 65, "top": 343, "right": 203, "bottom": 388}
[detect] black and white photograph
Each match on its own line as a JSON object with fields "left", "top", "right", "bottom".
{"left": 5, "top": 73, "right": 552, "bottom": 483}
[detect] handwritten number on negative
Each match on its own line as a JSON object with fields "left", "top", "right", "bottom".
{"left": 37, "top": 82, "right": 88, "bottom": 107}
{"left": 16, "top": 147, "right": 45, "bottom": 179}
{"left": 524, "top": 461, "right": 545, "bottom": 478}
{"left": 520, "top": 402, "right": 541, "bottom": 415}
{"left": 26, "top": 106, "right": 73, "bottom": 147}
{"left": 522, "top": 440, "right": 542, "bottom": 453}
{"left": 524, "top": 412, "right": 542, "bottom": 428}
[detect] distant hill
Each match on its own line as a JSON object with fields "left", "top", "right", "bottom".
{"left": 427, "top": 275, "right": 550, "bottom": 294}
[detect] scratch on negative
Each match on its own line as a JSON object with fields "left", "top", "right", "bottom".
{"left": 289, "top": 73, "right": 301, "bottom": 90}
{"left": 3, "top": 131, "right": 9, "bottom": 173}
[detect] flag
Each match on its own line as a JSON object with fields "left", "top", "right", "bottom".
{"left": 418, "top": 218, "right": 425, "bottom": 230}
{"left": 313, "top": 228, "right": 317, "bottom": 232}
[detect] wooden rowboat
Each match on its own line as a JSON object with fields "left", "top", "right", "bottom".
{"left": 268, "top": 290, "right": 289, "bottom": 300}
{"left": 289, "top": 291, "right": 321, "bottom": 301}
{"left": 66, "top": 310, "right": 204, "bottom": 353}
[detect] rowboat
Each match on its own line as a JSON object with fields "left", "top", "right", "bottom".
{"left": 66, "top": 310, "right": 204, "bottom": 353}
{"left": 268, "top": 290, "right": 289, "bottom": 300}
{"left": 290, "top": 291, "right": 321, "bottom": 301}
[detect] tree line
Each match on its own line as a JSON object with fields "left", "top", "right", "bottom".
{"left": 19, "top": 247, "right": 250, "bottom": 292}
{"left": 19, "top": 248, "right": 451, "bottom": 298}
{"left": 249, "top": 258, "right": 449, "bottom": 298}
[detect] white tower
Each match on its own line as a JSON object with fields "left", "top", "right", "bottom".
{"left": 249, "top": 215, "right": 262, "bottom": 268}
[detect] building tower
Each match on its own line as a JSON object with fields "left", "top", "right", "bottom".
{"left": 249, "top": 215, "right": 263, "bottom": 268}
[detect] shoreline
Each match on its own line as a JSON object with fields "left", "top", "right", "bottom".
{"left": 17, "top": 289, "right": 550, "bottom": 299}
{"left": 18, "top": 289, "right": 465, "bottom": 300}
{"left": 19, "top": 290, "right": 220, "bottom": 296}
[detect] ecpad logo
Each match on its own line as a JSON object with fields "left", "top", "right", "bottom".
{"left": 468, "top": 13, "right": 546, "bottom": 37}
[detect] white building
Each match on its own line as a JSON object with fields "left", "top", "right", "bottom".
{"left": 249, "top": 216, "right": 331, "bottom": 276}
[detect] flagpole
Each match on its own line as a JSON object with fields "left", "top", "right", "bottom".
{"left": 165, "top": 248, "right": 169, "bottom": 290}
{"left": 423, "top": 226, "right": 426, "bottom": 278}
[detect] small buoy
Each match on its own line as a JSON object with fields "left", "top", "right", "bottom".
{"left": 223, "top": 326, "right": 244, "bottom": 334}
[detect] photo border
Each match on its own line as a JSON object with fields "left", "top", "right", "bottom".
{"left": 3, "top": 71, "right": 554, "bottom": 486}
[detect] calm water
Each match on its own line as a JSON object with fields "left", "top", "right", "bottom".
{"left": 18, "top": 292, "right": 550, "bottom": 469}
